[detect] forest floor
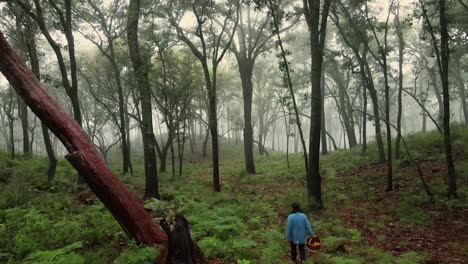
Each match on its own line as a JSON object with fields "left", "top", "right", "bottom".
{"left": 0, "top": 125, "right": 467, "bottom": 264}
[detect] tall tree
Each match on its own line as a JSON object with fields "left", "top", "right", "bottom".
{"left": 163, "top": 0, "right": 239, "bottom": 192}
{"left": 16, "top": 0, "right": 82, "bottom": 125}
{"left": 394, "top": 0, "right": 405, "bottom": 159}
{"left": 364, "top": 1, "right": 394, "bottom": 191}
{"left": 77, "top": 0, "right": 132, "bottom": 174}
{"left": 420, "top": 0, "right": 457, "bottom": 198}
{"left": 23, "top": 14, "right": 57, "bottom": 179}
{"left": 331, "top": 0, "right": 386, "bottom": 162}
{"left": 0, "top": 85, "right": 16, "bottom": 159}
{"left": 303, "top": 0, "right": 332, "bottom": 208}
{"left": 127, "top": 0, "right": 160, "bottom": 199}
{"left": 230, "top": 2, "right": 296, "bottom": 173}
{"left": 325, "top": 58, "right": 358, "bottom": 148}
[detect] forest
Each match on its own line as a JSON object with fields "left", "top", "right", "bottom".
{"left": 0, "top": 0, "right": 466, "bottom": 263}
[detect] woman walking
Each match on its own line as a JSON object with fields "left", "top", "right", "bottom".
{"left": 286, "top": 203, "right": 313, "bottom": 263}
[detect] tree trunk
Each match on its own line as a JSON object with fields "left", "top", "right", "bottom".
{"left": 127, "top": 0, "right": 160, "bottom": 199}
{"left": 159, "top": 147, "right": 168, "bottom": 173}
{"left": 160, "top": 216, "right": 204, "bottom": 264}
{"left": 16, "top": 0, "right": 82, "bottom": 126}
{"left": 325, "top": 130, "right": 338, "bottom": 151}
{"left": 307, "top": 24, "right": 324, "bottom": 209}
{"left": 209, "top": 68, "right": 221, "bottom": 192}
{"left": 239, "top": 65, "right": 256, "bottom": 173}
{"left": 429, "top": 67, "right": 444, "bottom": 125}
{"left": 294, "top": 125, "right": 299, "bottom": 153}
{"left": 336, "top": 86, "right": 357, "bottom": 148}
{"left": 321, "top": 73, "right": 328, "bottom": 155}
{"left": 190, "top": 116, "right": 196, "bottom": 152}
{"left": 125, "top": 112, "right": 134, "bottom": 175}
{"left": 18, "top": 97, "right": 30, "bottom": 157}
{"left": 8, "top": 88, "right": 15, "bottom": 159}
{"left": 41, "top": 122, "right": 57, "bottom": 180}
{"left": 270, "top": 0, "right": 311, "bottom": 204}
{"left": 178, "top": 120, "right": 187, "bottom": 177}
{"left": 63, "top": 0, "right": 82, "bottom": 126}
{"left": 258, "top": 131, "right": 264, "bottom": 155}
{"left": 453, "top": 60, "right": 467, "bottom": 124}
{"left": 422, "top": 104, "right": 427, "bottom": 132}
{"left": 438, "top": 0, "right": 457, "bottom": 199}
{"left": 0, "top": 30, "right": 167, "bottom": 246}
{"left": 271, "top": 122, "right": 276, "bottom": 151}
{"left": 394, "top": 4, "right": 404, "bottom": 159}
{"left": 364, "top": 61, "right": 385, "bottom": 162}
{"left": 170, "top": 135, "right": 175, "bottom": 179}
{"left": 383, "top": 62, "right": 393, "bottom": 192}
{"left": 283, "top": 111, "right": 290, "bottom": 168}
{"left": 202, "top": 127, "right": 209, "bottom": 157}
{"left": 25, "top": 29, "right": 57, "bottom": 179}
{"left": 361, "top": 79, "right": 367, "bottom": 155}
{"left": 108, "top": 41, "right": 131, "bottom": 174}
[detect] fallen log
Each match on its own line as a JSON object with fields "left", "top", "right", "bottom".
{"left": 0, "top": 31, "right": 167, "bottom": 246}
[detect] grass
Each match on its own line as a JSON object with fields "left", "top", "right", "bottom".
{"left": 0, "top": 125, "right": 467, "bottom": 263}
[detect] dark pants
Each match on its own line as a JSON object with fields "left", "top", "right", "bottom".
{"left": 290, "top": 242, "right": 305, "bottom": 262}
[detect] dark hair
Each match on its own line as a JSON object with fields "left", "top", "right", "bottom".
{"left": 292, "top": 202, "right": 301, "bottom": 213}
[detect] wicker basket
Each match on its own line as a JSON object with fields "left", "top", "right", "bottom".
{"left": 306, "top": 235, "right": 321, "bottom": 250}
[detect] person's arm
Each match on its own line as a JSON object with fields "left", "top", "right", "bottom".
{"left": 285, "top": 216, "right": 292, "bottom": 241}
{"left": 305, "top": 216, "right": 313, "bottom": 236}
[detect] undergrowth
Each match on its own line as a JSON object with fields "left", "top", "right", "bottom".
{"left": 0, "top": 125, "right": 466, "bottom": 263}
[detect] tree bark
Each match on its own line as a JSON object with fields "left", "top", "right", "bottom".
{"left": 325, "top": 130, "right": 338, "bottom": 151}
{"left": 18, "top": 96, "right": 30, "bottom": 157}
{"left": 438, "top": 0, "right": 457, "bottom": 199}
{"left": 303, "top": 0, "right": 331, "bottom": 209}
{"left": 7, "top": 87, "right": 15, "bottom": 160}
{"left": 453, "top": 58, "right": 467, "bottom": 124}
{"left": 202, "top": 127, "right": 209, "bottom": 157}
{"left": 361, "top": 79, "right": 367, "bottom": 155}
{"left": 239, "top": 66, "right": 256, "bottom": 173}
{"left": 208, "top": 66, "right": 221, "bottom": 192}
{"left": 394, "top": 1, "right": 404, "bottom": 159}
{"left": 321, "top": 72, "right": 328, "bottom": 155}
{"left": 25, "top": 27, "right": 57, "bottom": 179}
{"left": 109, "top": 41, "right": 131, "bottom": 174}
{"left": 429, "top": 67, "right": 444, "bottom": 125}
{"left": 127, "top": 0, "right": 160, "bottom": 199}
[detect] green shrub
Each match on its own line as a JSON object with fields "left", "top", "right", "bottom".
{"left": 347, "top": 228, "right": 362, "bottom": 242}
{"left": 79, "top": 204, "right": 122, "bottom": 246}
{"left": 114, "top": 244, "right": 160, "bottom": 264}
{"left": 23, "top": 241, "right": 84, "bottom": 264}
{"left": 364, "top": 247, "right": 394, "bottom": 263}
{"left": 395, "top": 251, "right": 425, "bottom": 264}
{"left": 9, "top": 208, "right": 50, "bottom": 256}
{"left": 331, "top": 256, "right": 361, "bottom": 264}
{"left": 259, "top": 242, "right": 284, "bottom": 264}
{"left": 396, "top": 198, "right": 431, "bottom": 226}
{"left": 197, "top": 236, "right": 224, "bottom": 257}
{"left": 0, "top": 177, "right": 34, "bottom": 209}
{"left": 229, "top": 238, "right": 257, "bottom": 259}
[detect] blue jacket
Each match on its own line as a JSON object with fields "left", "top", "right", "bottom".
{"left": 285, "top": 212, "right": 313, "bottom": 244}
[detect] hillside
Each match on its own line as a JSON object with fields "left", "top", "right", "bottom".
{"left": 0, "top": 125, "right": 467, "bottom": 264}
